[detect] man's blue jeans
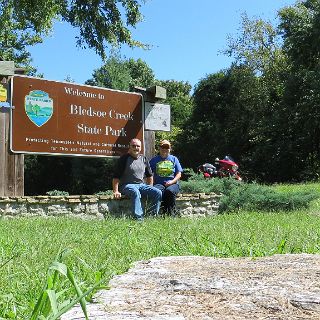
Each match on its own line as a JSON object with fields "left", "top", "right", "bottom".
{"left": 120, "top": 183, "right": 162, "bottom": 220}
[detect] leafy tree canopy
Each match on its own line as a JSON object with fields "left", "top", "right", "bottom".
{"left": 86, "top": 52, "right": 155, "bottom": 91}
{"left": 175, "top": 65, "right": 262, "bottom": 171}
{"left": 278, "top": 0, "right": 320, "bottom": 69}
{"left": 155, "top": 79, "right": 193, "bottom": 127}
{"left": 155, "top": 79, "right": 192, "bottom": 98}
{"left": 0, "top": 0, "right": 147, "bottom": 68}
{"left": 0, "top": 2, "right": 43, "bottom": 73}
{"left": 277, "top": 0, "right": 320, "bottom": 179}
{"left": 223, "top": 13, "right": 286, "bottom": 75}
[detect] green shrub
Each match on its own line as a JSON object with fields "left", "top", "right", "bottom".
{"left": 46, "top": 190, "right": 70, "bottom": 196}
{"left": 180, "top": 170, "right": 243, "bottom": 194}
{"left": 218, "top": 182, "right": 319, "bottom": 212}
{"left": 95, "top": 190, "right": 113, "bottom": 196}
{"left": 180, "top": 172, "right": 319, "bottom": 212}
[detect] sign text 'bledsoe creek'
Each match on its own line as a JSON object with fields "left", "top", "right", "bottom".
{"left": 65, "top": 86, "right": 135, "bottom": 137}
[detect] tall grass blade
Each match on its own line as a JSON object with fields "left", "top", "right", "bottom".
{"left": 66, "top": 268, "right": 88, "bottom": 319}
{"left": 48, "top": 278, "right": 105, "bottom": 320}
{"left": 46, "top": 290, "right": 59, "bottom": 315}
{"left": 31, "top": 254, "right": 77, "bottom": 319}
{"left": 30, "top": 291, "right": 48, "bottom": 320}
{"left": 49, "top": 261, "right": 68, "bottom": 277}
{"left": 277, "top": 239, "right": 287, "bottom": 254}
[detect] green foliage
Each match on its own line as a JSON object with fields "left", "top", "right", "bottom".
{"left": 0, "top": 1, "right": 43, "bottom": 72}
{"left": 274, "top": 0, "right": 320, "bottom": 181}
{"left": 24, "top": 155, "right": 73, "bottom": 195}
{"left": 174, "top": 1, "right": 320, "bottom": 183}
{"left": 155, "top": 79, "right": 192, "bottom": 97}
{"left": 279, "top": 0, "right": 320, "bottom": 69}
{"left": 86, "top": 53, "right": 155, "bottom": 91}
{"left": 1, "top": 0, "right": 147, "bottom": 61}
{"left": 166, "top": 94, "right": 194, "bottom": 127}
{"left": 180, "top": 169, "right": 227, "bottom": 193}
{"left": 155, "top": 79, "right": 194, "bottom": 127}
{"left": 86, "top": 53, "right": 131, "bottom": 90}
{"left": 68, "top": 157, "right": 116, "bottom": 195}
{"left": 24, "top": 155, "right": 116, "bottom": 195}
{"left": 46, "top": 190, "right": 69, "bottom": 196}
{"left": 30, "top": 249, "right": 89, "bottom": 320}
{"left": 95, "top": 190, "right": 113, "bottom": 196}
{"left": 223, "top": 13, "right": 285, "bottom": 74}
{"left": 155, "top": 126, "right": 182, "bottom": 151}
{"left": 125, "top": 57, "right": 156, "bottom": 90}
{"left": 175, "top": 66, "right": 261, "bottom": 170}
{"left": 218, "top": 182, "right": 319, "bottom": 213}
{"left": 180, "top": 174, "right": 319, "bottom": 213}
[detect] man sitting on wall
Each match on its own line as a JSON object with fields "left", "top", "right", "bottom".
{"left": 112, "top": 138, "right": 162, "bottom": 221}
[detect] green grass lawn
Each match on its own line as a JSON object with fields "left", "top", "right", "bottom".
{"left": 272, "top": 181, "right": 320, "bottom": 193}
{"left": 1, "top": 209, "right": 320, "bottom": 319}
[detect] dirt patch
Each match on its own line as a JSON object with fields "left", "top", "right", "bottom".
{"left": 62, "top": 254, "right": 320, "bottom": 319}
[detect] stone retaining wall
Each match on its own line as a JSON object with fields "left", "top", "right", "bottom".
{"left": 0, "top": 193, "right": 221, "bottom": 219}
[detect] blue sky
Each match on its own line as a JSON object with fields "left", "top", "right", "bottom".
{"left": 29, "top": 0, "right": 297, "bottom": 89}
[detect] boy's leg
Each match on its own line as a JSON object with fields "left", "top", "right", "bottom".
{"left": 163, "top": 184, "right": 180, "bottom": 215}
{"left": 153, "top": 184, "right": 165, "bottom": 214}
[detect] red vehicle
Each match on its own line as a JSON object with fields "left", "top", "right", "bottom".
{"left": 197, "top": 156, "right": 242, "bottom": 181}
{"left": 217, "top": 156, "right": 242, "bottom": 181}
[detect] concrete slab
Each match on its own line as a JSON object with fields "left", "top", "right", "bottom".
{"left": 62, "top": 254, "right": 320, "bottom": 319}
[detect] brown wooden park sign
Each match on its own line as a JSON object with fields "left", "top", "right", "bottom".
{"left": 0, "top": 71, "right": 167, "bottom": 196}
{"left": 10, "top": 75, "right": 144, "bottom": 157}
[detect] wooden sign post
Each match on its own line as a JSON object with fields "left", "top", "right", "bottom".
{"left": 135, "top": 85, "right": 167, "bottom": 160}
{"left": 0, "top": 61, "right": 24, "bottom": 196}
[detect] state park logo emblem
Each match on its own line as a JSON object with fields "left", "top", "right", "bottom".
{"left": 25, "top": 90, "right": 53, "bottom": 127}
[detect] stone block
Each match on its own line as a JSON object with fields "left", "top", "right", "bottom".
{"left": 71, "top": 203, "right": 86, "bottom": 214}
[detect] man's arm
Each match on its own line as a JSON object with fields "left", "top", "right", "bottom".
{"left": 144, "top": 156, "right": 153, "bottom": 185}
{"left": 112, "top": 178, "right": 121, "bottom": 199}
